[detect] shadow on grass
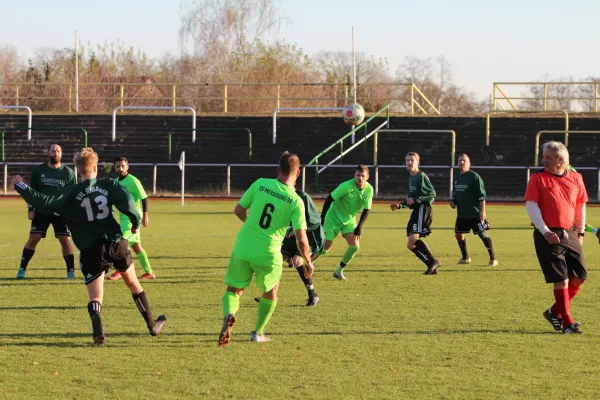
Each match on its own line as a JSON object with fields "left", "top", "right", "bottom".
{"left": 0, "top": 306, "right": 81, "bottom": 311}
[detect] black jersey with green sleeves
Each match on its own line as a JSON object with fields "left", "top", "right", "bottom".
{"left": 452, "top": 170, "right": 486, "bottom": 219}
{"left": 15, "top": 178, "right": 141, "bottom": 251}
{"left": 28, "top": 163, "right": 76, "bottom": 212}
{"left": 407, "top": 171, "right": 436, "bottom": 209}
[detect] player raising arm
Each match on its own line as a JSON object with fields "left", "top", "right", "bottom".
{"left": 11, "top": 148, "right": 166, "bottom": 344}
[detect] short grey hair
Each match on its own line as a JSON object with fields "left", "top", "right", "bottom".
{"left": 542, "top": 141, "right": 569, "bottom": 166}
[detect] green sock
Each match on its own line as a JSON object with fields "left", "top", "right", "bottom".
{"left": 222, "top": 291, "right": 240, "bottom": 317}
{"left": 136, "top": 251, "right": 153, "bottom": 274}
{"left": 341, "top": 245, "right": 359, "bottom": 265}
{"left": 335, "top": 265, "right": 344, "bottom": 273}
{"left": 255, "top": 298, "right": 277, "bottom": 334}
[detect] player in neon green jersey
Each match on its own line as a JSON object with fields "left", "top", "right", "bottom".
{"left": 320, "top": 165, "right": 373, "bottom": 281}
{"left": 218, "top": 152, "right": 314, "bottom": 346}
{"left": 107, "top": 157, "right": 155, "bottom": 280}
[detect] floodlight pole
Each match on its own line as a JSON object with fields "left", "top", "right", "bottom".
{"left": 75, "top": 30, "right": 79, "bottom": 113}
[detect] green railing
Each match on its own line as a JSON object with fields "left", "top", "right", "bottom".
{"left": 2, "top": 127, "right": 88, "bottom": 161}
{"left": 167, "top": 128, "right": 252, "bottom": 161}
{"left": 306, "top": 102, "right": 392, "bottom": 185}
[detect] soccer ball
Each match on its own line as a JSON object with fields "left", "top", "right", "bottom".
{"left": 342, "top": 103, "right": 365, "bottom": 126}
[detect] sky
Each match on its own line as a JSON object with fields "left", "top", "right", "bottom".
{"left": 1, "top": 0, "right": 599, "bottom": 100}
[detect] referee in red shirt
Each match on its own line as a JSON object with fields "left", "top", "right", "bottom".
{"left": 525, "top": 141, "right": 588, "bottom": 334}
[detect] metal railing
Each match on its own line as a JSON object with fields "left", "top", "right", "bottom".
{"left": 307, "top": 102, "right": 392, "bottom": 178}
{"left": 167, "top": 128, "right": 253, "bottom": 161}
{"left": 485, "top": 110, "right": 569, "bottom": 146}
{"left": 0, "top": 82, "right": 437, "bottom": 114}
{"left": 4, "top": 162, "right": 600, "bottom": 201}
{"left": 493, "top": 81, "right": 600, "bottom": 112}
{"left": 112, "top": 106, "right": 196, "bottom": 142}
{"left": 2, "top": 127, "right": 88, "bottom": 161}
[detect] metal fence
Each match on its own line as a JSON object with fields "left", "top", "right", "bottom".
{"left": 4, "top": 162, "right": 600, "bottom": 202}
{"left": 0, "top": 82, "right": 439, "bottom": 114}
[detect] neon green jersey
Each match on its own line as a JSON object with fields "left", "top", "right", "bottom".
{"left": 117, "top": 174, "right": 147, "bottom": 229}
{"left": 325, "top": 179, "right": 373, "bottom": 225}
{"left": 233, "top": 178, "right": 306, "bottom": 266}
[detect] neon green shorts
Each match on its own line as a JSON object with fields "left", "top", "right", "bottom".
{"left": 224, "top": 251, "right": 282, "bottom": 293}
{"left": 122, "top": 229, "right": 141, "bottom": 245}
{"left": 324, "top": 219, "right": 356, "bottom": 241}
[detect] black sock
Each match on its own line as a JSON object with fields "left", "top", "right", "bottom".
{"left": 458, "top": 239, "right": 469, "bottom": 259}
{"left": 410, "top": 247, "right": 429, "bottom": 266}
{"left": 87, "top": 301, "right": 104, "bottom": 338}
{"left": 132, "top": 291, "right": 155, "bottom": 328}
{"left": 480, "top": 237, "right": 496, "bottom": 260}
{"left": 20, "top": 248, "right": 35, "bottom": 269}
{"left": 296, "top": 266, "right": 316, "bottom": 296}
{"left": 339, "top": 262, "right": 347, "bottom": 269}
{"left": 414, "top": 239, "right": 435, "bottom": 266}
{"left": 64, "top": 254, "right": 75, "bottom": 272}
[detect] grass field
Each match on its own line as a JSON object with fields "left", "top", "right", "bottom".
{"left": 1, "top": 199, "right": 600, "bottom": 399}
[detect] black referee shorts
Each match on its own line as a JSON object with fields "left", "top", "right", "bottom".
{"left": 533, "top": 228, "right": 586, "bottom": 284}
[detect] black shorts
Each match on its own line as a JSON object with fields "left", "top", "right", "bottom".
{"left": 30, "top": 212, "right": 71, "bottom": 237}
{"left": 79, "top": 239, "right": 133, "bottom": 285}
{"left": 407, "top": 204, "right": 432, "bottom": 237}
{"left": 281, "top": 229, "right": 325, "bottom": 260}
{"left": 455, "top": 218, "right": 491, "bottom": 234}
{"left": 533, "top": 228, "right": 587, "bottom": 284}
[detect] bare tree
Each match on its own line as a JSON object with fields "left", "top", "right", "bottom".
{"left": 0, "top": 45, "right": 23, "bottom": 82}
{"left": 179, "top": 0, "right": 283, "bottom": 63}
{"left": 520, "top": 77, "right": 577, "bottom": 112}
{"left": 395, "top": 55, "right": 485, "bottom": 114}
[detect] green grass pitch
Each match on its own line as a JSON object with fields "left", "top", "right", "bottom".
{"left": 1, "top": 199, "right": 600, "bottom": 399}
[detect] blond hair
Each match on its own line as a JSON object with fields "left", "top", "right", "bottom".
{"left": 74, "top": 147, "right": 99, "bottom": 174}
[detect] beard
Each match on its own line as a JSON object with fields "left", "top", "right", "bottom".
{"left": 49, "top": 156, "right": 60, "bottom": 165}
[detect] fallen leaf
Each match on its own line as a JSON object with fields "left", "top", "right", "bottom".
{"left": 53, "top": 371, "right": 59, "bottom": 376}
{"left": 32, "top": 362, "right": 39, "bottom": 365}
{"left": 156, "top": 372, "right": 162, "bottom": 376}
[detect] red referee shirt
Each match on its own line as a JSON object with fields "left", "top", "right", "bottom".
{"left": 524, "top": 170, "right": 588, "bottom": 229}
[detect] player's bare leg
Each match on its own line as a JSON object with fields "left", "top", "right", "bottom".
{"left": 407, "top": 234, "right": 440, "bottom": 275}
{"left": 121, "top": 265, "right": 166, "bottom": 336}
{"left": 252, "top": 284, "right": 279, "bottom": 343}
{"left": 455, "top": 233, "right": 471, "bottom": 264}
{"left": 220, "top": 287, "right": 243, "bottom": 347}
{"left": 58, "top": 235, "right": 76, "bottom": 279}
{"left": 86, "top": 273, "right": 106, "bottom": 344}
{"left": 17, "top": 234, "right": 42, "bottom": 279}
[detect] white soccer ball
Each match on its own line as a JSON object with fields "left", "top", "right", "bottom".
{"left": 342, "top": 103, "right": 365, "bottom": 126}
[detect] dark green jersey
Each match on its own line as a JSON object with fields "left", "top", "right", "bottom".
{"left": 407, "top": 171, "right": 436, "bottom": 209}
{"left": 15, "top": 178, "right": 141, "bottom": 251}
{"left": 28, "top": 163, "right": 76, "bottom": 212}
{"left": 296, "top": 190, "right": 321, "bottom": 232}
{"left": 452, "top": 170, "right": 486, "bottom": 218}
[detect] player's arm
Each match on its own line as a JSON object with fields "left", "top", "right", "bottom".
{"left": 416, "top": 174, "right": 436, "bottom": 205}
{"left": 476, "top": 175, "right": 487, "bottom": 220}
{"left": 320, "top": 194, "right": 334, "bottom": 224}
{"left": 524, "top": 175, "right": 558, "bottom": 244}
{"left": 234, "top": 180, "right": 257, "bottom": 223}
{"left": 67, "top": 168, "right": 76, "bottom": 186}
{"left": 27, "top": 170, "right": 40, "bottom": 214}
{"left": 233, "top": 203, "right": 248, "bottom": 222}
{"left": 390, "top": 200, "right": 408, "bottom": 211}
{"left": 450, "top": 181, "right": 457, "bottom": 209}
{"left": 141, "top": 198, "right": 149, "bottom": 227}
{"left": 132, "top": 177, "right": 150, "bottom": 227}
{"left": 12, "top": 176, "right": 70, "bottom": 214}
{"left": 113, "top": 183, "right": 141, "bottom": 232}
{"left": 355, "top": 187, "right": 373, "bottom": 236}
{"left": 575, "top": 174, "right": 589, "bottom": 240}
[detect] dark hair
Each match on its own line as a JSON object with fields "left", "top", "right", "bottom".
{"left": 457, "top": 153, "right": 470, "bottom": 160}
{"left": 279, "top": 151, "right": 300, "bottom": 175}
{"left": 405, "top": 152, "right": 420, "bottom": 162}
{"left": 114, "top": 157, "right": 129, "bottom": 164}
{"left": 48, "top": 143, "right": 60, "bottom": 152}
{"left": 356, "top": 165, "right": 369, "bottom": 175}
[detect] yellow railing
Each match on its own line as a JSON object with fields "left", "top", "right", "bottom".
{"left": 0, "top": 82, "right": 439, "bottom": 114}
{"left": 493, "top": 81, "right": 600, "bottom": 112}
